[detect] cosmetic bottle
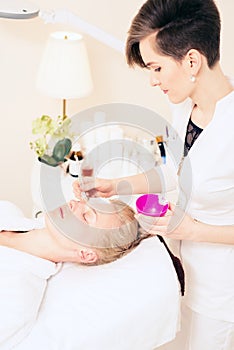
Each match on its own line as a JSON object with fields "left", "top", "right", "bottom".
{"left": 68, "top": 144, "right": 83, "bottom": 177}
{"left": 156, "top": 135, "right": 166, "bottom": 164}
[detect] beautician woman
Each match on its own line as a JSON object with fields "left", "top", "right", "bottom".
{"left": 73, "top": 1, "right": 234, "bottom": 349}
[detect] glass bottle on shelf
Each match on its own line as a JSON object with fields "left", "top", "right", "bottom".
{"left": 156, "top": 135, "right": 166, "bottom": 164}
{"left": 68, "top": 144, "right": 83, "bottom": 177}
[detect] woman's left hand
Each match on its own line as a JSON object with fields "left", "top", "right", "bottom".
{"left": 136, "top": 203, "right": 196, "bottom": 241}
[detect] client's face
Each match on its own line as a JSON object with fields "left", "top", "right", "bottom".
{"left": 45, "top": 198, "right": 124, "bottom": 245}
{"left": 57, "top": 199, "right": 121, "bottom": 228}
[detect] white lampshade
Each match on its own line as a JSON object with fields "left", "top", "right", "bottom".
{"left": 36, "top": 31, "right": 93, "bottom": 100}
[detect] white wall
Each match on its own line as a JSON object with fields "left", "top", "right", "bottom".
{"left": 0, "top": 0, "right": 233, "bottom": 215}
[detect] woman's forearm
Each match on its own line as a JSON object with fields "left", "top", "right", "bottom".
{"left": 0, "top": 231, "right": 13, "bottom": 247}
{"left": 0, "top": 229, "right": 84, "bottom": 263}
{"left": 114, "top": 166, "right": 175, "bottom": 195}
{"left": 114, "top": 170, "right": 160, "bottom": 195}
{"left": 0, "top": 231, "right": 32, "bottom": 253}
{"left": 193, "top": 220, "right": 234, "bottom": 245}
{"left": 0, "top": 230, "right": 60, "bottom": 261}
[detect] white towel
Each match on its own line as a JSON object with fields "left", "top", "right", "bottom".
{"left": 0, "top": 200, "right": 61, "bottom": 349}
{"left": 0, "top": 200, "right": 44, "bottom": 232}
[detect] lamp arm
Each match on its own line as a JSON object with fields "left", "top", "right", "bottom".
{"left": 39, "top": 9, "right": 125, "bottom": 54}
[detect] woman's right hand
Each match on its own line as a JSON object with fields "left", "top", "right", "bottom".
{"left": 72, "top": 177, "right": 116, "bottom": 199}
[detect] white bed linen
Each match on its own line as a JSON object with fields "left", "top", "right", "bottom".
{"left": 0, "top": 247, "right": 59, "bottom": 350}
{"left": 15, "top": 237, "right": 180, "bottom": 350}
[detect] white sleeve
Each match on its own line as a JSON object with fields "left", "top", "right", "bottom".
{"left": 157, "top": 144, "right": 178, "bottom": 193}
{"left": 159, "top": 98, "right": 193, "bottom": 195}
{"left": 0, "top": 246, "right": 60, "bottom": 350}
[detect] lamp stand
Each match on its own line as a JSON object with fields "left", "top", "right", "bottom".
{"left": 62, "top": 98, "right": 67, "bottom": 120}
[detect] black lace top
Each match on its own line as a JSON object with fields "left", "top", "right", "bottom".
{"left": 184, "top": 117, "right": 203, "bottom": 156}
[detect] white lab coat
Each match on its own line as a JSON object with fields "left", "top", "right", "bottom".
{"left": 170, "top": 91, "right": 234, "bottom": 322}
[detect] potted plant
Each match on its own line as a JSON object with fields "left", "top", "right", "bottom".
{"left": 30, "top": 115, "right": 73, "bottom": 167}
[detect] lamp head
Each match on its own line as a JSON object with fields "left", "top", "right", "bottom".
{"left": 0, "top": 0, "right": 39, "bottom": 19}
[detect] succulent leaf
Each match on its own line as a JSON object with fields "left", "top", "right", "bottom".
{"left": 38, "top": 154, "right": 60, "bottom": 167}
{"left": 52, "top": 138, "right": 72, "bottom": 162}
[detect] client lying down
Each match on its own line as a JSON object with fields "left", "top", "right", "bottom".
{"left": 0, "top": 198, "right": 153, "bottom": 349}
{"left": 0, "top": 198, "right": 151, "bottom": 264}
{"left": 0, "top": 197, "right": 184, "bottom": 292}
{"left": 0, "top": 199, "right": 184, "bottom": 350}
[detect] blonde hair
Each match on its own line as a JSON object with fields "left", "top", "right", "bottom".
{"left": 89, "top": 200, "right": 153, "bottom": 265}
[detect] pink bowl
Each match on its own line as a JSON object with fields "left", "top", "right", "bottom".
{"left": 136, "top": 194, "right": 168, "bottom": 217}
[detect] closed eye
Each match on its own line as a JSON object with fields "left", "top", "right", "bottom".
{"left": 83, "top": 209, "right": 97, "bottom": 224}
{"left": 154, "top": 67, "right": 161, "bottom": 72}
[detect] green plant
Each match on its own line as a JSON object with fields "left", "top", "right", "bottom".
{"left": 30, "top": 115, "right": 73, "bottom": 167}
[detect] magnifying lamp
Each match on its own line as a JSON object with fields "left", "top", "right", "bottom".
{"left": 0, "top": 0, "right": 39, "bottom": 19}
{"left": 0, "top": 1, "right": 124, "bottom": 53}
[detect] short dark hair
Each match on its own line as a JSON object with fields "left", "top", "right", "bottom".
{"left": 126, "top": 0, "right": 221, "bottom": 68}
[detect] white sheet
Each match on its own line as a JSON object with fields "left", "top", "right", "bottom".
{"left": 15, "top": 238, "right": 180, "bottom": 350}
{"left": 0, "top": 247, "right": 59, "bottom": 350}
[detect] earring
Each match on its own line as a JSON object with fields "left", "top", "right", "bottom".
{"left": 190, "top": 75, "right": 196, "bottom": 83}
